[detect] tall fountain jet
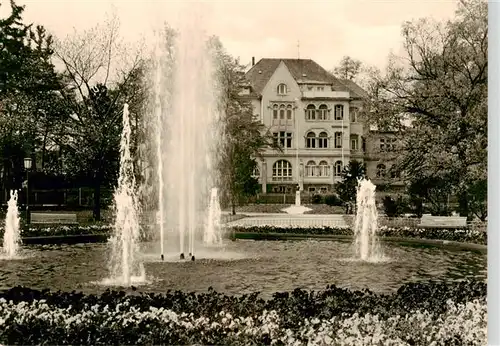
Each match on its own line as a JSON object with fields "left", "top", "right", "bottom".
{"left": 153, "top": 5, "right": 222, "bottom": 261}
{"left": 108, "top": 104, "right": 145, "bottom": 285}
{"left": 1, "top": 190, "right": 21, "bottom": 258}
{"left": 353, "top": 178, "right": 383, "bottom": 262}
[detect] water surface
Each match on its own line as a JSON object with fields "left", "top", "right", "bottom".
{"left": 0, "top": 240, "right": 486, "bottom": 299}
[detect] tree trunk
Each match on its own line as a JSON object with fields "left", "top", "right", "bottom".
{"left": 231, "top": 194, "right": 236, "bottom": 215}
{"left": 92, "top": 169, "right": 103, "bottom": 221}
{"left": 458, "top": 190, "right": 469, "bottom": 221}
{"left": 93, "top": 182, "right": 101, "bottom": 221}
{"left": 457, "top": 121, "right": 470, "bottom": 220}
{"left": 41, "top": 129, "right": 48, "bottom": 170}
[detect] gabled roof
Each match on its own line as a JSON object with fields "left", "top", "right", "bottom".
{"left": 338, "top": 79, "right": 368, "bottom": 99}
{"left": 245, "top": 58, "right": 359, "bottom": 96}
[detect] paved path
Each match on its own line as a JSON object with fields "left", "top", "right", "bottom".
{"left": 225, "top": 213, "right": 349, "bottom": 228}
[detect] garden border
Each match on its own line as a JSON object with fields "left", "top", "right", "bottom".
{"left": 230, "top": 232, "right": 487, "bottom": 251}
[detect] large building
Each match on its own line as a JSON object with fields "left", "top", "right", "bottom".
{"left": 241, "top": 58, "right": 369, "bottom": 195}
{"left": 363, "top": 126, "right": 405, "bottom": 195}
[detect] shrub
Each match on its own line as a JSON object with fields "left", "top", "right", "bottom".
{"left": 383, "top": 196, "right": 400, "bottom": 217}
{"left": 311, "top": 194, "right": 323, "bottom": 204}
{"left": 324, "top": 194, "right": 342, "bottom": 206}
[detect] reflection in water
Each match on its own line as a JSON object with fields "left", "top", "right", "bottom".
{"left": 0, "top": 240, "right": 486, "bottom": 299}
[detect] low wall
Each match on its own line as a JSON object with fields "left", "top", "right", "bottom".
{"left": 21, "top": 234, "right": 108, "bottom": 245}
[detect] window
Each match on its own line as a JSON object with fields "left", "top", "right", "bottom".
{"left": 273, "top": 131, "right": 292, "bottom": 148}
{"left": 306, "top": 160, "right": 316, "bottom": 177}
{"left": 273, "top": 104, "right": 278, "bottom": 120}
{"left": 350, "top": 134, "right": 359, "bottom": 151}
{"left": 376, "top": 164, "right": 386, "bottom": 178}
{"left": 308, "top": 187, "right": 316, "bottom": 193}
{"left": 318, "top": 132, "right": 329, "bottom": 148}
{"left": 306, "top": 131, "right": 329, "bottom": 149}
{"left": 306, "top": 104, "right": 329, "bottom": 121}
{"left": 306, "top": 160, "right": 330, "bottom": 177}
{"left": 277, "top": 83, "right": 287, "bottom": 95}
{"left": 334, "top": 132, "right": 342, "bottom": 148}
{"left": 390, "top": 168, "right": 399, "bottom": 179}
{"left": 320, "top": 187, "right": 328, "bottom": 194}
{"left": 349, "top": 107, "right": 358, "bottom": 122}
{"left": 273, "top": 160, "right": 292, "bottom": 181}
{"left": 334, "top": 161, "right": 343, "bottom": 176}
{"left": 386, "top": 138, "right": 397, "bottom": 151}
{"left": 286, "top": 104, "right": 293, "bottom": 120}
{"left": 319, "top": 160, "right": 330, "bottom": 177}
{"left": 306, "top": 104, "right": 316, "bottom": 120}
{"left": 306, "top": 132, "right": 316, "bottom": 148}
{"left": 318, "top": 104, "right": 329, "bottom": 120}
{"left": 334, "top": 105, "right": 344, "bottom": 120}
{"left": 362, "top": 137, "right": 366, "bottom": 152}
{"left": 272, "top": 103, "right": 294, "bottom": 122}
{"left": 272, "top": 185, "right": 288, "bottom": 193}
{"left": 279, "top": 104, "right": 285, "bottom": 119}
{"left": 380, "top": 138, "right": 396, "bottom": 151}
{"left": 317, "top": 86, "right": 324, "bottom": 91}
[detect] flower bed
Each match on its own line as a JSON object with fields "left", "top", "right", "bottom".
{"left": 0, "top": 224, "right": 487, "bottom": 246}
{"left": 20, "top": 224, "right": 112, "bottom": 238}
{"left": 0, "top": 280, "right": 486, "bottom": 345}
{"left": 229, "top": 225, "right": 487, "bottom": 245}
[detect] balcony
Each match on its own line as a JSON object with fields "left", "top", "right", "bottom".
{"left": 302, "top": 90, "right": 350, "bottom": 99}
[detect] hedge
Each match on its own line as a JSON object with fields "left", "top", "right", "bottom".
{"left": 228, "top": 225, "right": 487, "bottom": 245}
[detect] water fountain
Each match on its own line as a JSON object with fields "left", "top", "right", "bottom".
{"left": 152, "top": 7, "right": 222, "bottom": 261}
{"left": 106, "top": 104, "right": 145, "bottom": 286}
{"left": 353, "top": 178, "right": 384, "bottom": 262}
{"left": 204, "top": 187, "right": 223, "bottom": 246}
{"left": 1, "top": 190, "right": 21, "bottom": 259}
{"left": 153, "top": 35, "right": 166, "bottom": 262}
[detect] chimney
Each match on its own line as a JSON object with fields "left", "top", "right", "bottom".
{"left": 252, "top": 57, "right": 255, "bottom": 66}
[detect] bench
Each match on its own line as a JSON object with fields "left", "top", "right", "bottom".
{"left": 31, "top": 212, "right": 78, "bottom": 225}
{"left": 418, "top": 214, "right": 467, "bottom": 228}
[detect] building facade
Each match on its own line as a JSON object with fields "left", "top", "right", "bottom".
{"left": 242, "top": 58, "right": 368, "bottom": 194}
{"left": 363, "top": 127, "right": 405, "bottom": 196}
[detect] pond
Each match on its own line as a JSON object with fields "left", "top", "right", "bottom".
{"left": 0, "top": 239, "right": 486, "bottom": 299}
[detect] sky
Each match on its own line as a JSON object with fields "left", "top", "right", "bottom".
{"left": 6, "top": 0, "right": 458, "bottom": 71}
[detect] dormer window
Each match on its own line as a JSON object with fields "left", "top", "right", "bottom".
{"left": 277, "top": 83, "right": 287, "bottom": 95}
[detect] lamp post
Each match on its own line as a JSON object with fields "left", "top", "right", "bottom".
{"left": 294, "top": 98, "right": 301, "bottom": 191}
{"left": 23, "top": 157, "right": 32, "bottom": 225}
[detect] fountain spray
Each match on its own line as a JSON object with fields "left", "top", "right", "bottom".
{"left": 108, "top": 103, "right": 145, "bottom": 285}
{"left": 2, "top": 190, "right": 21, "bottom": 258}
{"left": 353, "top": 178, "right": 384, "bottom": 261}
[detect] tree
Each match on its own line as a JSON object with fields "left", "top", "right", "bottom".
{"left": 466, "top": 179, "right": 486, "bottom": 221}
{"left": 334, "top": 160, "right": 366, "bottom": 214}
{"left": 364, "top": 0, "right": 487, "bottom": 219}
{"left": 51, "top": 14, "right": 145, "bottom": 220}
{"left": 332, "top": 56, "right": 362, "bottom": 80}
{"left": 407, "top": 176, "right": 452, "bottom": 216}
{"left": 209, "top": 37, "right": 274, "bottom": 214}
{"left": 0, "top": 1, "right": 63, "bottom": 200}
{"left": 0, "top": 0, "right": 31, "bottom": 95}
